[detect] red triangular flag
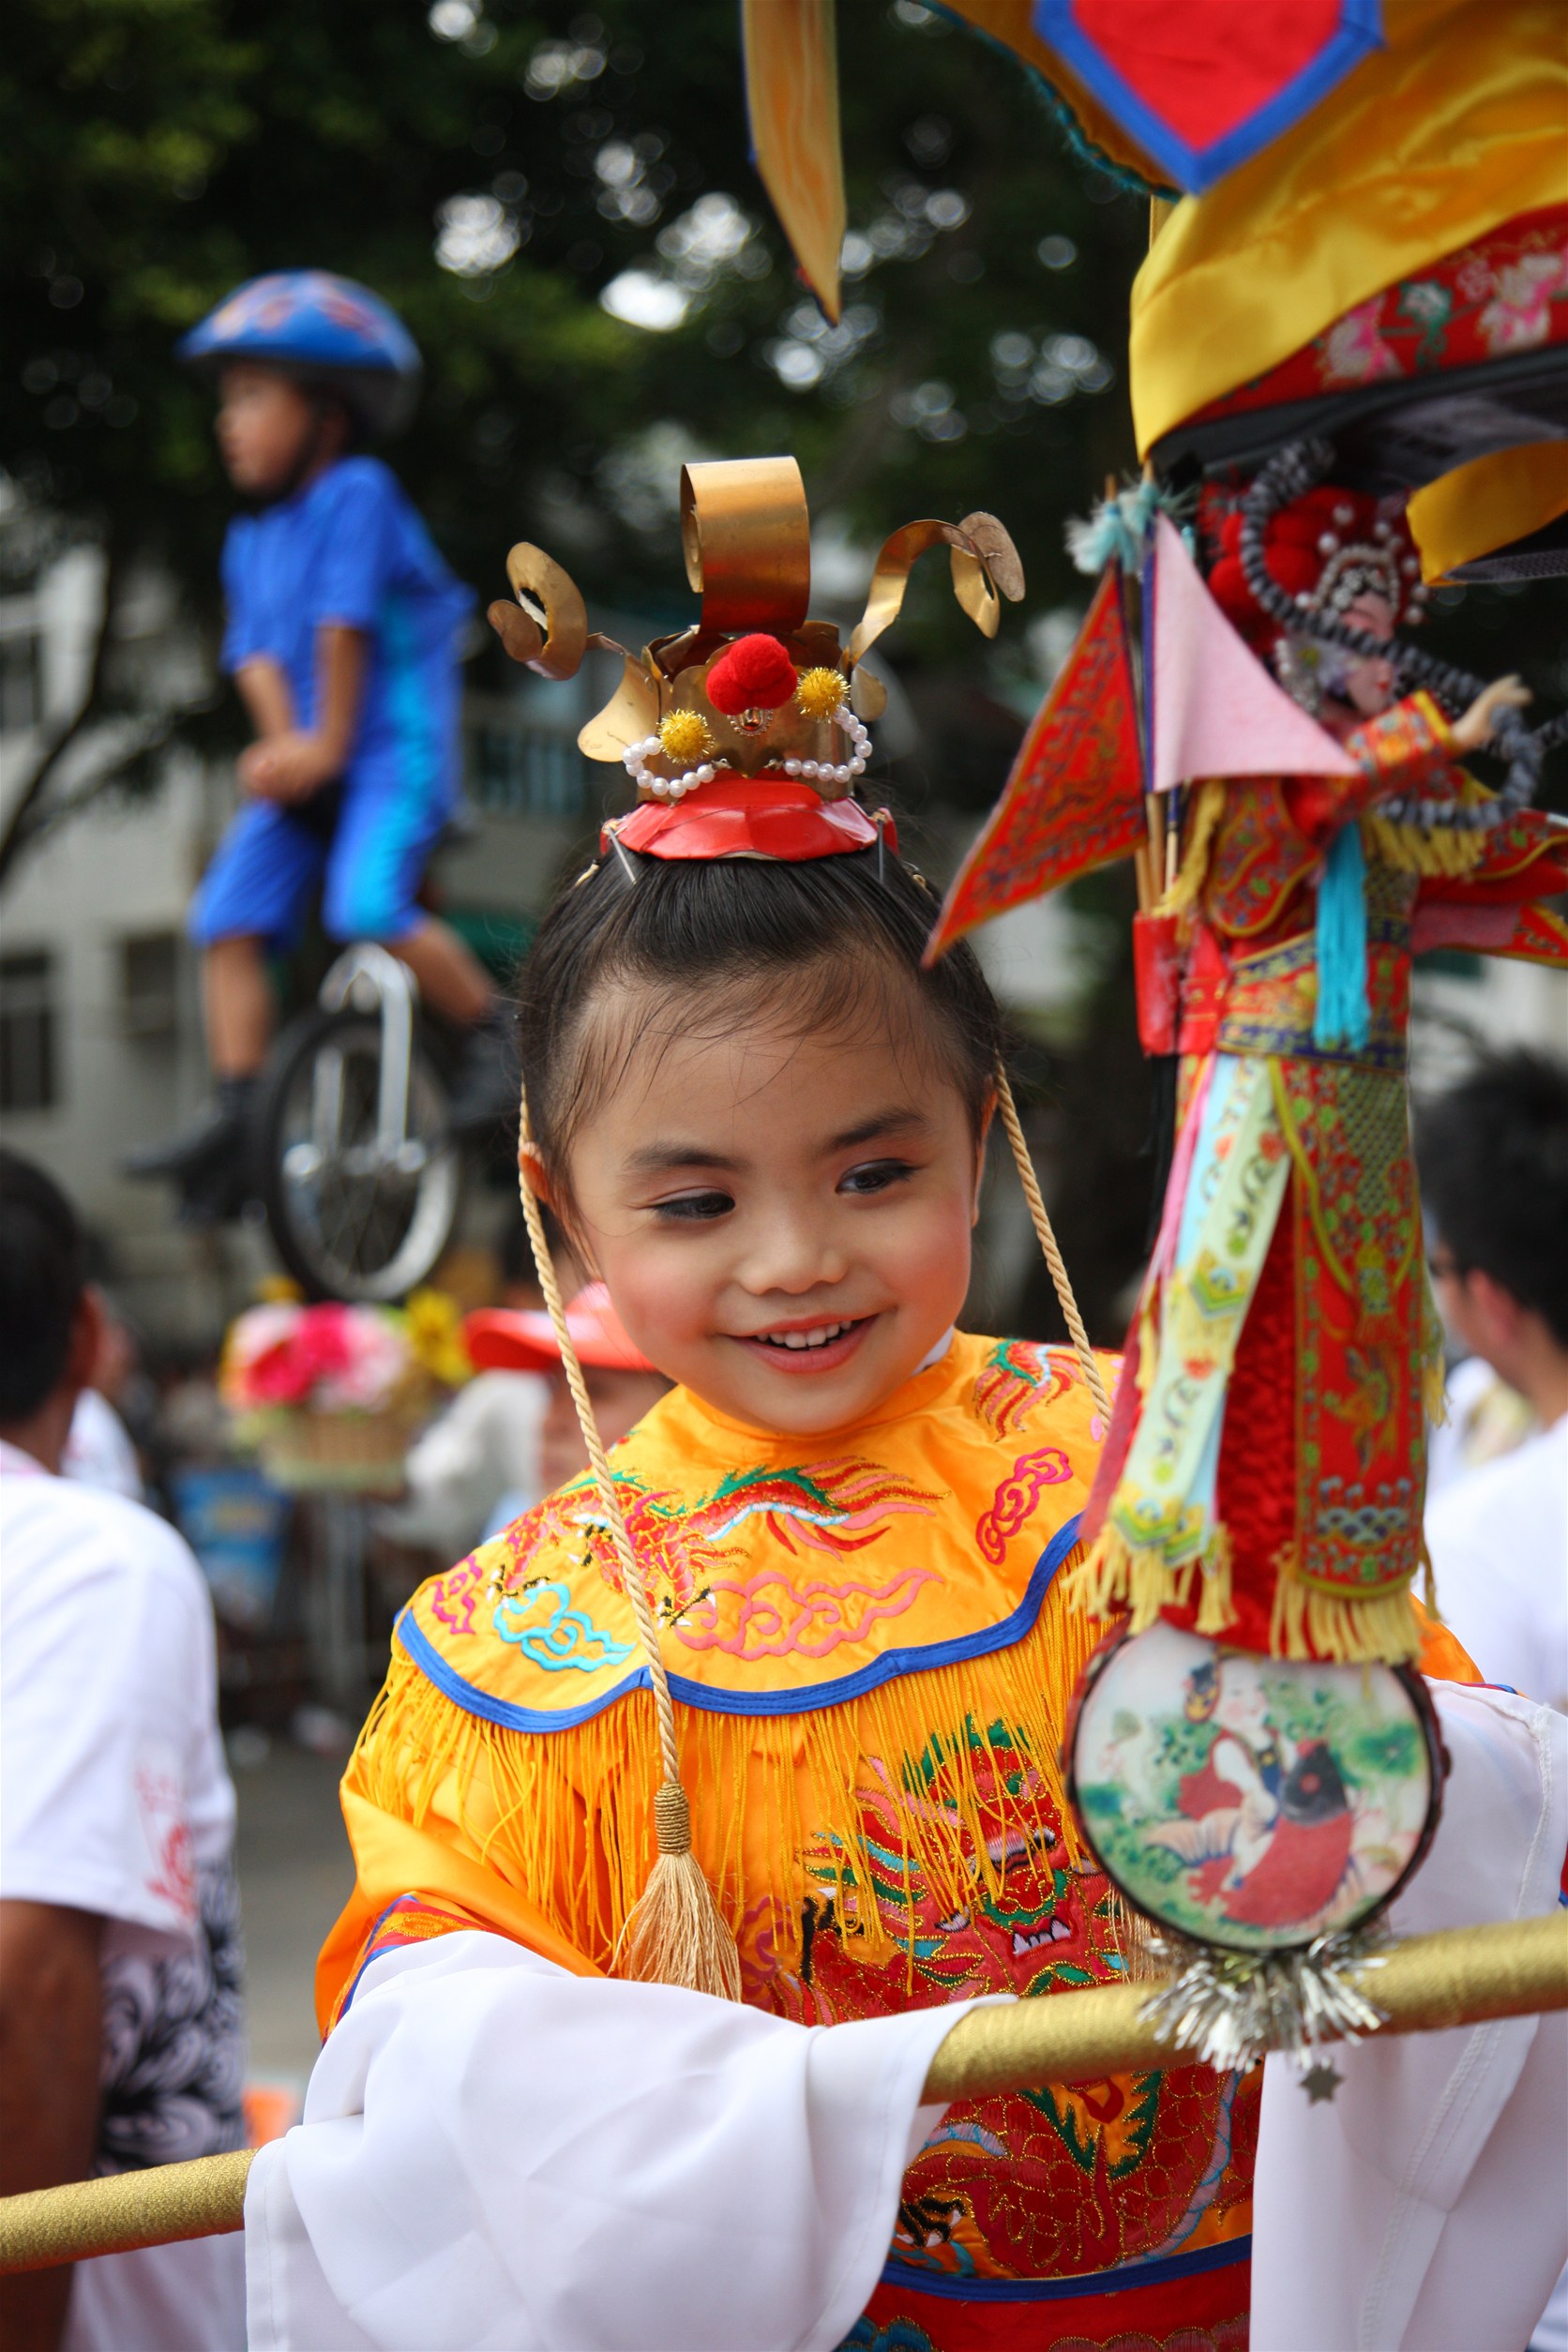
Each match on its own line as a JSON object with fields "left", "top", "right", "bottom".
{"left": 924, "top": 567, "right": 1145, "bottom": 965}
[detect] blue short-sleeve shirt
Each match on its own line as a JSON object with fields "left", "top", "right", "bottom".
{"left": 219, "top": 456, "right": 473, "bottom": 813}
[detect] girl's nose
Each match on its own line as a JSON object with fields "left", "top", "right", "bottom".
{"left": 737, "top": 1214, "right": 848, "bottom": 1298}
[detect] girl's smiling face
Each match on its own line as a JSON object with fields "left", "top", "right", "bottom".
{"left": 535, "top": 981, "right": 988, "bottom": 1434}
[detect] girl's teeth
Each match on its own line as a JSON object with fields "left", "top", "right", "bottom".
{"left": 765, "top": 1320, "right": 850, "bottom": 1350}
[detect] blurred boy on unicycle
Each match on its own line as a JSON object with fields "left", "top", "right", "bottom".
{"left": 126, "top": 272, "right": 513, "bottom": 1218}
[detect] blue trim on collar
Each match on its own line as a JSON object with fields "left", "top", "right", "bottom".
{"left": 396, "top": 1514, "right": 1083, "bottom": 1732}
{"left": 877, "top": 2234, "right": 1250, "bottom": 2303}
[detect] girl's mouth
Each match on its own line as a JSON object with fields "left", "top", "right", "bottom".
{"left": 728, "top": 1316, "right": 874, "bottom": 1374}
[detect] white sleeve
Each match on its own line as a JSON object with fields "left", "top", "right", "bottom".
{"left": 246, "top": 1931, "right": 974, "bottom": 2352}
{"left": 1251, "top": 1682, "right": 1568, "bottom": 2352}
{"left": 0, "top": 1507, "right": 220, "bottom": 1935}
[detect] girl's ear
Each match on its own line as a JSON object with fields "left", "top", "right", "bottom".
{"left": 518, "top": 1140, "right": 554, "bottom": 1212}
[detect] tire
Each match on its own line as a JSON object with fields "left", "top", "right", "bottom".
{"left": 255, "top": 1007, "right": 462, "bottom": 1303}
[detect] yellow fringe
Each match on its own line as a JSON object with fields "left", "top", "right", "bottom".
{"left": 1155, "top": 778, "right": 1227, "bottom": 922}
{"left": 1193, "top": 1526, "right": 1234, "bottom": 1636}
{"left": 1067, "top": 1521, "right": 1236, "bottom": 1640}
{"left": 1362, "top": 804, "right": 1487, "bottom": 880}
{"left": 1269, "top": 1567, "right": 1423, "bottom": 1665}
{"left": 347, "top": 1563, "right": 1103, "bottom": 1985}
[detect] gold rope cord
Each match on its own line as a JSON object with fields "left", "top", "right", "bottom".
{"left": 994, "top": 1066, "right": 1113, "bottom": 1421}
{"left": 516, "top": 1085, "right": 742, "bottom": 2001}
{"left": 5, "top": 1914, "right": 1561, "bottom": 2276}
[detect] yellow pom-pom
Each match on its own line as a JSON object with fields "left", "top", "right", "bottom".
{"left": 658, "top": 709, "right": 716, "bottom": 765}
{"left": 795, "top": 666, "right": 848, "bottom": 720}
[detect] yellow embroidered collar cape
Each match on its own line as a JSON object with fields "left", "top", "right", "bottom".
{"left": 323, "top": 1333, "right": 1108, "bottom": 2005}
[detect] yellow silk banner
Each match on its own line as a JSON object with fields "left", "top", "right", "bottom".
{"left": 742, "top": 0, "right": 846, "bottom": 323}
{"left": 1130, "top": 0, "right": 1568, "bottom": 451}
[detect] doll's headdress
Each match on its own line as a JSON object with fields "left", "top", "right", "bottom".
{"left": 487, "top": 454, "right": 1022, "bottom": 861}
{"left": 1202, "top": 482, "right": 1426, "bottom": 654}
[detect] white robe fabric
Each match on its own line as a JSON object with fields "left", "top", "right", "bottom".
{"left": 249, "top": 1683, "right": 1566, "bottom": 2352}
{"left": 1252, "top": 1682, "right": 1568, "bottom": 2352}
{"left": 246, "top": 1937, "right": 971, "bottom": 2352}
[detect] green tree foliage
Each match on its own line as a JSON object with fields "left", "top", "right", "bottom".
{"left": 1, "top": 0, "right": 1146, "bottom": 640}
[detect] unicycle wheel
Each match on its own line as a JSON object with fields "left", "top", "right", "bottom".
{"left": 255, "top": 1007, "right": 462, "bottom": 1302}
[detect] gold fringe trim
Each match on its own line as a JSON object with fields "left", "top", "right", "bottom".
{"left": 1155, "top": 778, "right": 1226, "bottom": 923}
{"left": 347, "top": 1562, "right": 1102, "bottom": 1986}
{"left": 1362, "top": 803, "right": 1487, "bottom": 880}
{"left": 1269, "top": 1566, "right": 1422, "bottom": 1665}
{"left": 1066, "top": 1523, "right": 1236, "bottom": 1639}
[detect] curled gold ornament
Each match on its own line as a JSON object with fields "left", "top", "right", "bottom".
{"left": 579, "top": 653, "right": 661, "bottom": 764}
{"left": 489, "top": 544, "right": 590, "bottom": 681}
{"left": 847, "top": 513, "right": 1025, "bottom": 667}
{"left": 680, "top": 457, "right": 811, "bottom": 634}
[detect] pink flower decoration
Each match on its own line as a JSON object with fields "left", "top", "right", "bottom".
{"left": 1319, "top": 299, "right": 1402, "bottom": 387}
{"left": 1478, "top": 253, "right": 1568, "bottom": 354}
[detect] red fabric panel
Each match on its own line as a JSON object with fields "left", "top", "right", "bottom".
{"left": 1073, "top": 0, "right": 1346, "bottom": 146}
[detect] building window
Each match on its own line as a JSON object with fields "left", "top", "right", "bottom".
{"left": 0, "top": 631, "right": 41, "bottom": 735}
{"left": 120, "top": 931, "right": 180, "bottom": 1040}
{"left": 0, "top": 950, "right": 59, "bottom": 1113}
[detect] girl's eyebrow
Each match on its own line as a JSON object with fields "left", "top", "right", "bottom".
{"left": 624, "top": 1142, "right": 744, "bottom": 1176}
{"left": 828, "top": 1107, "right": 931, "bottom": 1150}
{"left": 623, "top": 1107, "right": 928, "bottom": 1178}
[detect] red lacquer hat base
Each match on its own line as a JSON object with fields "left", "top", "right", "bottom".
{"left": 608, "top": 775, "right": 894, "bottom": 863}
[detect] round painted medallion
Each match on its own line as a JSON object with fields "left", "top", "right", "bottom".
{"left": 1066, "top": 1621, "right": 1444, "bottom": 1953}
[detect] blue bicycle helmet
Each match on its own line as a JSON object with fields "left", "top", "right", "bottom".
{"left": 177, "top": 271, "right": 422, "bottom": 437}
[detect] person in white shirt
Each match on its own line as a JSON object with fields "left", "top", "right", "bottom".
{"left": 0, "top": 1153, "right": 247, "bottom": 2352}
{"left": 1418, "top": 1049, "right": 1568, "bottom": 2352}
{"left": 1420, "top": 1048, "right": 1568, "bottom": 1713}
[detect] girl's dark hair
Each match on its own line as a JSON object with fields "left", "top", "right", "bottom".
{"left": 518, "top": 844, "right": 1005, "bottom": 1195}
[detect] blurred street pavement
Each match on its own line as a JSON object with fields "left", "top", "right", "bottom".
{"left": 234, "top": 1739, "right": 356, "bottom": 2084}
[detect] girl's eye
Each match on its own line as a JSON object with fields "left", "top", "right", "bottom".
{"left": 840, "top": 1159, "right": 914, "bottom": 1197}
{"left": 651, "top": 1189, "right": 735, "bottom": 1223}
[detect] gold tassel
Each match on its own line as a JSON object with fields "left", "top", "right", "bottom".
{"left": 1193, "top": 1527, "right": 1235, "bottom": 1636}
{"left": 516, "top": 1084, "right": 742, "bottom": 2002}
{"left": 1154, "top": 779, "right": 1226, "bottom": 922}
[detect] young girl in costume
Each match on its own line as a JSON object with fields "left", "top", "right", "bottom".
{"left": 245, "top": 461, "right": 1567, "bottom": 2352}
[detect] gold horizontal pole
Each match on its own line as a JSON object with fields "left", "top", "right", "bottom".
{"left": 0, "top": 2148, "right": 255, "bottom": 2278}
{"left": 925, "top": 1911, "right": 1568, "bottom": 2102}
{"left": 3, "top": 1914, "right": 1563, "bottom": 2276}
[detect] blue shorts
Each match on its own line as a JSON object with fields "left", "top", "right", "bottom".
{"left": 189, "top": 765, "right": 450, "bottom": 951}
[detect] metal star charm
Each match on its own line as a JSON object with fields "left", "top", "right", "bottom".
{"left": 1300, "top": 2060, "right": 1344, "bottom": 2104}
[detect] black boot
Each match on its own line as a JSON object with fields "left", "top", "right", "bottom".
{"left": 445, "top": 1003, "right": 520, "bottom": 1138}
{"left": 121, "top": 1076, "right": 260, "bottom": 1222}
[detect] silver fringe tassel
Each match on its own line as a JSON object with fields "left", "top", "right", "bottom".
{"left": 1136, "top": 1927, "right": 1391, "bottom": 2075}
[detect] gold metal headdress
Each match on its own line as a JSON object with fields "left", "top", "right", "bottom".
{"left": 489, "top": 454, "right": 1022, "bottom": 859}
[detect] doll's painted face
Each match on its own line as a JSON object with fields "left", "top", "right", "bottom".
{"left": 548, "top": 974, "right": 987, "bottom": 1434}
{"left": 1335, "top": 590, "right": 1396, "bottom": 720}
{"left": 1210, "top": 1657, "right": 1270, "bottom": 1741}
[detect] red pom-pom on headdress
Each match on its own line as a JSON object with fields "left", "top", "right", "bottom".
{"left": 705, "top": 633, "right": 799, "bottom": 715}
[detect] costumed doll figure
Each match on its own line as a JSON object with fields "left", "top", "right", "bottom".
{"left": 239, "top": 462, "right": 1565, "bottom": 2352}
{"left": 1078, "top": 467, "right": 1568, "bottom": 1671}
